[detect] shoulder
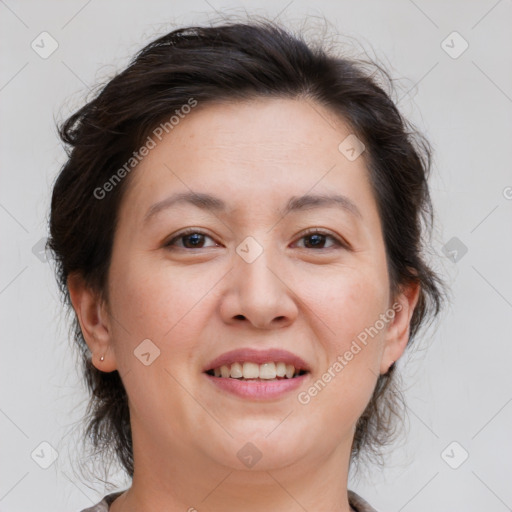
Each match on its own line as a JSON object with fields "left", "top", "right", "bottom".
{"left": 78, "top": 491, "right": 124, "bottom": 512}
{"left": 348, "top": 490, "right": 379, "bottom": 512}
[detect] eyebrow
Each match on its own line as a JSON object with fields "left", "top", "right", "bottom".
{"left": 143, "top": 191, "right": 362, "bottom": 224}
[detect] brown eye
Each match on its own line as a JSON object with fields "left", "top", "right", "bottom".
{"left": 302, "top": 233, "right": 330, "bottom": 249}
{"left": 165, "top": 230, "right": 218, "bottom": 249}
{"left": 295, "top": 230, "right": 345, "bottom": 250}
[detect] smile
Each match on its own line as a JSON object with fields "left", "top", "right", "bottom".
{"left": 205, "top": 361, "right": 308, "bottom": 380}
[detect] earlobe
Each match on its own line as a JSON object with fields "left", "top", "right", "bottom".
{"left": 380, "top": 280, "right": 421, "bottom": 375}
{"left": 67, "top": 272, "right": 117, "bottom": 372}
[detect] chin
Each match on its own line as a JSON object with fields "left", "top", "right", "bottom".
{"left": 208, "top": 426, "right": 312, "bottom": 471}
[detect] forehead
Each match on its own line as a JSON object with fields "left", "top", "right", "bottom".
{"left": 121, "top": 97, "right": 374, "bottom": 221}
{"left": 155, "top": 97, "right": 355, "bottom": 164}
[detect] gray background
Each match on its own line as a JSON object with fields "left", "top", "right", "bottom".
{"left": 1, "top": 1, "right": 511, "bottom": 511}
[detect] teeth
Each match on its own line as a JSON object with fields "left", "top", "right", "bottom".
{"left": 276, "top": 362, "right": 286, "bottom": 377}
{"left": 243, "top": 362, "right": 260, "bottom": 379}
{"left": 230, "top": 362, "right": 243, "bottom": 378}
{"left": 259, "top": 362, "right": 276, "bottom": 379}
{"left": 210, "top": 361, "right": 304, "bottom": 379}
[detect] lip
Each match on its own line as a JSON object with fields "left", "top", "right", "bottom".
{"left": 203, "top": 348, "right": 311, "bottom": 373}
{"left": 204, "top": 372, "right": 309, "bottom": 400}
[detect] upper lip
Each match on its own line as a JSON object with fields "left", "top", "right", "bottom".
{"left": 203, "top": 348, "right": 311, "bottom": 373}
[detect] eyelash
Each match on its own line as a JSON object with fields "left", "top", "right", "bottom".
{"left": 164, "top": 228, "right": 348, "bottom": 251}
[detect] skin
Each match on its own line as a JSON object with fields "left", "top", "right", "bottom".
{"left": 68, "top": 97, "right": 419, "bottom": 512}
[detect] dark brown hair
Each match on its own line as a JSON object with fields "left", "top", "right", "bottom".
{"left": 48, "top": 18, "right": 444, "bottom": 479}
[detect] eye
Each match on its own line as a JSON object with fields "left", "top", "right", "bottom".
{"left": 164, "top": 228, "right": 347, "bottom": 251}
{"left": 293, "top": 229, "right": 347, "bottom": 250}
{"left": 164, "top": 229, "right": 219, "bottom": 249}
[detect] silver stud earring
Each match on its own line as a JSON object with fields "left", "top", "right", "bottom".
{"left": 99, "top": 355, "right": 105, "bottom": 362}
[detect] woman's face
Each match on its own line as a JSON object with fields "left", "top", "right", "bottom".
{"left": 86, "top": 98, "right": 416, "bottom": 475}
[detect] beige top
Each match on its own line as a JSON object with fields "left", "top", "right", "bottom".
{"left": 80, "top": 489, "right": 378, "bottom": 511}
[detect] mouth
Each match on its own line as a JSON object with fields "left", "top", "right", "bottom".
{"left": 205, "top": 361, "right": 309, "bottom": 381}
{"left": 202, "top": 348, "right": 311, "bottom": 399}
{"left": 203, "top": 361, "right": 310, "bottom": 400}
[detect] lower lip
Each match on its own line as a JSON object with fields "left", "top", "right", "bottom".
{"left": 204, "top": 373, "right": 309, "bottom": 400}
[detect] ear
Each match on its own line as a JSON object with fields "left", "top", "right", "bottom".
{"left": 380, "top": 280, "right": 421, "bottom": 375}
{"left": 67, "top": 272, "right": 117, "bottom": 372}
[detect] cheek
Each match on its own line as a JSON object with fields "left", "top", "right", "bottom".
{"left": 109, "top": 251, "right": 204, "bottom": 333}
{"left": 297, "top": 266, "right": 389, "bottom": 408}
{"left": 105, "top": 254, "right": 215, "bottom": 421}
{"left": 106, "top": 252, "right": 217, "bottom": 373}
{"left": 302, "top": 263, "right": 389, "bottom": 343}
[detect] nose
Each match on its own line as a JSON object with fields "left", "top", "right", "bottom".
{"left": 219, "top": 244, "right": 299, "bottom": 330}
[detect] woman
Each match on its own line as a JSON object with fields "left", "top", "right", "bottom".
{"left": 49, "top": 19, "right": 444, "bottom": 512}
